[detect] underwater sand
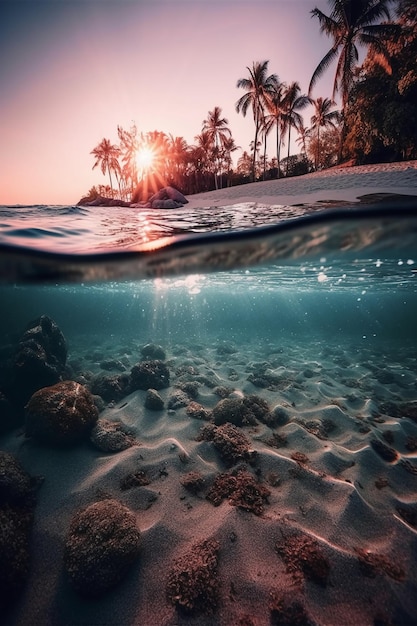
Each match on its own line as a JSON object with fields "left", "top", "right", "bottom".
{"left": 2, "top": 332, "right": 417, "bottom": 626}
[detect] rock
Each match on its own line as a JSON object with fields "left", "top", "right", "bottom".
{"left": 148, "top": 186, "right": 188, "bottom": 205}
{"left": 90, "top": 419, "right": 137, "bottom": 452}
{"left": 144, "top": 388, "right": 164, "bottom": 411}
{"left": 10, "top": 315, "right": 68, "bottom": 406}
{"left": 64, "top": 499, "right": 141, "bottom": 597}
{"left": 198, "top": 422, "right": 254, "bottom": 466}
{"left": 90, "top": 373, "right": 131, "bottom": 402}
{"left": 167, "top": 539, "right": 219, "bottom": 614}
{"left": 140, "top": 343, "right": 166, "bottom": 360}
{"left": 0, "top": 452, "right": 40, "bottom": 609}
{"left": 25, "top": 381, "right": 99, "bottom": 446}
{"left": 78, "top": 195, "right": 130, "bottom": 207}
{"left": 212, "top": 394, "right": 272, "bottom": 427}
{"left": 167, "top": 389, "right": 189, "bottom": 410}
{"left": 130, "top": 360, "right": 170, "bottom": 390}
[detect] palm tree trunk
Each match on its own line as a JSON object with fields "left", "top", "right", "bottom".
{"left": 107, "top": 166, "right": 114, "bottom": 198}
{"left": 316, "top": 126, "right": 320, "bottom": 171}
{"left": 286, "top": 125, "right": 292, "bottom": 177}
{"left": 276, "top": 127, "right": 281, "bottom": 178}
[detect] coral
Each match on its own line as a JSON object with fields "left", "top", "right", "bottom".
{"left": 64, "top": 499, "right": 141, "bottom": 597}
{"left": 180, "top": 471, "right": 205, "bottom": 494}
{"left": 90, "top": 373, "right": 131, "bottom": 402}
{"left": 212, "top": 394, "right": 271, "bottom": 427}
{"left": 130, "top": 360, "right": 170, "bottom": 390}
{"left": 186, "top": 401, "right": 211, "bottom": 421}
{"left": 291, "top": 452, "right": 309, "bottom": 466}
{"left": 275, "top": 532, "right": 330, "bottom": 587}
{"left": 199, "top": 422, "right": 254, "bottom": 465}
{"left": 90, "top": 419, "right": 137, "bottom": 452}
{"left": 167, "top": 389, "right": 189, "bottom": 410}
{"left": 206, "top": 468, "right": 270, "bottom": 515}
{"left": 140, "top": 343, "right": 166, "bottom": 360}
{"left": 25, "top": 380, "right": 98, "bottom": 446}
{"left": 265, "top": 432, "right": 288, "bottom": 448}
{"left": 144, "top": 388, "right": 164, "bottom": 410}
{"left": 166, "top": 538, "right": 220, "bottom": 614}
{"left": 175, "top": 380, "right": 200, "bottom": 399}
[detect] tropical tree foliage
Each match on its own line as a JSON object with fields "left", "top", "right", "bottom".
{"left": 91, "top": 138, "right": 121, "bottom": 198}
{"left": 235, "top": 61, "right": 279, "bottom": 181}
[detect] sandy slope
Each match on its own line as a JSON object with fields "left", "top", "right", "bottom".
{"left": 185, "top": 160, "right": 417, "bottom": 210}
{"left": 2, "top": 333, "right": 417, "bottom": 626}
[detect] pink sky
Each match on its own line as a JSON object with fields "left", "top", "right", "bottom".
{"left": 1, "top": 0, "right": 336, "bottom": 205}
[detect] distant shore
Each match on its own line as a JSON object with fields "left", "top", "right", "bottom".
{"left": 185, "top": 160, "right": 417, "bottom": 210}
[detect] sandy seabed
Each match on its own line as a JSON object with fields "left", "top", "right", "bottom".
{"left": 2, "top": 331, "right": 417, "bottom": 626}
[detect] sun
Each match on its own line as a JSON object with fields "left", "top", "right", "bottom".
{"left": 136, "top": 146, "right": 154, "bottom": 171}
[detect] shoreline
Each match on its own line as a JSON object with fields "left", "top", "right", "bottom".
{"left": 184, "top": 160, "right": 417, "bottom": 210}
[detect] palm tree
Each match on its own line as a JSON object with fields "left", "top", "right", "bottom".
{"left": 281, "top": 82, "right": 311, "bottom": 176}
{"left": 309, "top": 0, "right": 396, "bottom": 113}
{"left": 202, "top": 107, "right": 231, "bottom": 189}
{"left": 310, "top": 97, "right": 340, "bottom": 169}
{"left": 91, "top": 138, "right": 121, "bottom": 198}
{"left": 221, "top": 136, "right": 240, "bottom": 187}
{"left": 236, "top": 61, "right": 279, "bottom": 181}
{"left": 264, "top": 82, "right": 286, "bottom": 177}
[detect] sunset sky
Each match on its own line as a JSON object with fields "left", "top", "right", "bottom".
{"left": 1, "top": 0, "right": 337, "bottom": 205}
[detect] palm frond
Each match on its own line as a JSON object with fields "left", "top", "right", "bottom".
{"left": 309, "top": 46, "right": 339, "bottom": 95}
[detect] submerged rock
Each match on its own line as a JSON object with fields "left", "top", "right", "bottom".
{"left": 140, "top": 343, "right": 166, "bottom": 360}
{"left": 0, "top": 452, "right": 41, "bottom": 610}
{"left": 198, "top": 422, "right": 254, "bottom": 466}
{"left": 90, "top": 419, "right": 137, "bottom": 452}
{"left": 167, "top": 538, "right": 219, "bottom": 614}
{"left": 90, "top": 373, "right": 131, "bottom": 402}
{"left": 64, "top": 499, "right": 141, "bottom": 597}
{"left": 25, "top": 380, "right": 98, "bottom": 446}
{"left": 130, "top": 360, "right": 170, "bottom": 390}
{"left": 11, "top": 315, "right": 68, "bottom": 406}
{"left": 212, "top": 394, "right": 272, "bottom": 427}
{"left": 144, "top": 388, "right": 164, "bottom": 410}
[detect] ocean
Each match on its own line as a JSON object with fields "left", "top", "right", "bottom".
{"left": 1, "top": 199, "right": 417, "bottom": 625}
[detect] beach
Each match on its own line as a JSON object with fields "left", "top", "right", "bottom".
{"left": 1, "top": 162, "right": 417, "bottom": 626}
{"left": 185, "top": 160, "right": 417, "bottom": 210}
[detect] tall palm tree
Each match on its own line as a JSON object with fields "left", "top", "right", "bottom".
{"left": 202, "top": 107, "right": 231, "bottom": 189}
{"left": 91, "top": 138, "right": 121, "bottom": 198}
{"left": 309, "top": 0, "right": 396, "bottom": 113}
{"left": 264, "top": 82, "right": 286, "bottom": 177}
{"left": 310, "top": 97, "right": 340, "bottom": 169}
{"left": 236, "top": 61, "right": 279, "bottom": 181}
{"left": 281, "top": 82, "right": 311, "bottom": 176}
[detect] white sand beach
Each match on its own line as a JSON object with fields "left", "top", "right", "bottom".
{"left": 185, "top": 160, "right": 417, "bottom": 210}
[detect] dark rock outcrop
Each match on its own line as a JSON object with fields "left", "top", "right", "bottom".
{"left": 0, "top": 452, "right": 41, "bottom": 610}
{"left": 130, "top": 360, "right": 170, "bottom": 390}
{"left": 25, "top": 380, "right": 98, "bottom": 446}
{"left": 10, "top": 315, "right": 68, "bottom": 407}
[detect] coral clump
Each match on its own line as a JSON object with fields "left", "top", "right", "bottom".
{"left": 90, "top": 419, "right": 137, "bottom": 452}
{"left": 180, "top": 471, "right": 205, "bottom": 494}
{"left": 186, "top": 401, "right": 211, "bottom": 421}
{"left": 130, "top": 360, "right": 170, "bottom": 390}
{"left": 25, "top": 380, "right": 98, "bottom": 446}
{"left": 206, "top": 468, "right": 270, "bottom": 515}
{"left": 199, "top": 422, "right": 254, "bottom": 465}
{"left": 166, "top": 538, "right": 220, "bottom": 614}
{"left": 0, "top": 452, "right": 41, "bottom": 609}
{"left": 212, "top": 394, "right": 271, "bottom": 427}
{"left": 120, "top": 471, "right": 150, "bottom": 491}
{"left": 64, "top": 499, "right": 141, "bottom": 597}
{"left": 275, "top": 532, "right": 330, "bottom": 587}
{"left": 90, "top": 373, "right": 131, "bottom": 402}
